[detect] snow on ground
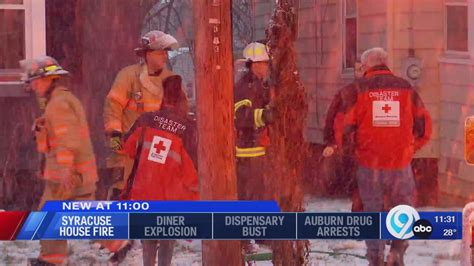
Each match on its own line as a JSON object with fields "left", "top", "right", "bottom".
{"left": 0, "top": 197, "right": 463, "bottom": 265}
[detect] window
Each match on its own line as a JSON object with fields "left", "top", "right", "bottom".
{"left": 343, "top": 0, "right": 357, "bottom": 70}
{"left": 0, "top": 0, "right": 45, "bottom": 83}
{"left": 445, "top": 1, "right": 468, "bottom": 52}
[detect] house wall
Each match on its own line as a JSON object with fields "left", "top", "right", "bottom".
{"left": 439, "top": 58, "right": 474, "bottom": 204}
{"left": 389, "top": 0, "right": 443, "bottom": 160}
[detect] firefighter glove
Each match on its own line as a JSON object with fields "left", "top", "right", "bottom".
{"left": 109, "top": 131, "right": 123, "bottom": 151}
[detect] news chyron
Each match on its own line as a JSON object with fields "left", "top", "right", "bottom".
{"left": 381, "top": 205, "right": 461, "bottom": 240}
{"left": 1, "top": 201, "right": 463, "bottom": 241}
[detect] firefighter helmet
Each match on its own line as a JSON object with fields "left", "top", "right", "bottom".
{"left": 243, "top": 42, "right": 270, "bottom": 62}
{"left": 134, "top": 30, "right": 179, "bottom": 56}
{"left": 19, "top": 56, "right": 69, "bottom": 83}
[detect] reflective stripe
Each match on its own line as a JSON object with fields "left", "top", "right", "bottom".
{"left": 53, "top": 125, "right": 68, "bottom": 136}
{"left": 236, "top": 146, "right": 266, "bottom": 157}
{"left": 143, "top": 141, "right": 152, "bottom": 149}
{"left": 125, "top": 104, "right": 139, "bottom": 112}
{"left": 143, "top": 101, "right": 162, "bottom": 112}
{"left": 168, "top": 150, "right": 182, "bottom": 164}
{"left": 101, "top": 240, "right": 127, "bottom": 253}
{"left": 107, "top": 90, "right": 129, "bottom": 107}
{"left": 75, "top": 159, "right": 97, "bottom": 172}
{"left": 57, "top": 150, "right": 74, "bottom": 165}
{"left": 44, "top": 167, "right": 72, "bottom": 181}
{"left": 105, "top": 120, "right": 122, "bottom": 132}
{"left": 234, "top": 99, "right": 252, "bottom": 112}
{"left": 40, "top": 253, "right": 67, "bottom": 264}
{"left": 254, "top": 108, "right": 265, "bottom": 128}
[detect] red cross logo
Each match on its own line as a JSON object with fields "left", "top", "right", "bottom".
{"left": 382, "top": 104, "right": 392, "bottom": 113}
{"left": 153, "top": 141, "right": 167, "bottom": 154}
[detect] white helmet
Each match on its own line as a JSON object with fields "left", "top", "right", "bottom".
{"left": 242, "top": 42, "right": 270, "bottom": 62}
{"left": 135, "top": 30, "right": 179, "bottom": 56}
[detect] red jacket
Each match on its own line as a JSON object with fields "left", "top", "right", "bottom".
{"left": 343, "top": 65, "right": 432, "bottom": 169}
{"left": 122, "top": 107, "right": 199, "bottom": 200}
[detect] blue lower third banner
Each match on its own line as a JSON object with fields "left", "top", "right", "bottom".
{"left": 17, "top": 212, "right": 129, "bottom": 240}
{"left": 213, "top": 213, "right": 296, "bottom": 239}
{"left": 129, "top": 213, "right": 212, "bottom": 239}
{"left": 297, "top": 213, "right": 380, "bottom": 239}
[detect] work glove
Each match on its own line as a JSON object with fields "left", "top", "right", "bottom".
{"left": 108, "top": 131, "right": 123, "bottom": 152}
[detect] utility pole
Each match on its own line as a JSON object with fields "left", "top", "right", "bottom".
{"left": 193, "top": 0, "right": 242, "bottom": 265}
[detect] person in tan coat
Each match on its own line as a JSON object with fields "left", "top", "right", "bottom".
{"left": 103, "top": 30, "right": 186, "bottom": 200}
{"left": 21, "top": 56, "right": 97, "bottom": 266}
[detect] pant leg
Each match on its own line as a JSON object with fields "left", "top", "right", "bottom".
{"left": 237, "top": 156, "right": 265, "bottom": 200}
{"left": 384, "top": 166, "right": 416, "bottom": 265}
{"left": 142, "top": 240, "right": 158, "bottom": 266}
{"left": 345, "top": 156, "right": 362, "bottom": 211}
{"left": 38, "top": 182, "right": 67, "bottom": 265}
{"left": 385, "top": 165, "right": 416, "bottom": 209}
{"left": 39, "top": 176, "right": 95, "bottom": 265}
{"left": 356, "top": 166, "right": 385, "bottom": 265}
{"left": 157, "top": 240, "right": 175, "bottom": 266}
{"left": 237, "top": 156, "right": 265, "bottom": 252}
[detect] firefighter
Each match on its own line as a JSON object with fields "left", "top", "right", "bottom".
{"left": 234, "top": 42, "right": 274, "bottom": 201}
{"left": 234, "top": 42, "right": 274, "bottom": 255}
{"left": 342, "top": 48, "right": 432, "bottom": 266}
{"left": 122, "top": 75, "right": 198, "bottom": 266}
{"left": 103, "top": 30, "right": 186, "bottom": 200}
{"left": 323, "top": 60, "right": 363, "bottom": 211}
{"left": 20, "top": 56, "right": 98, "bottom": 266}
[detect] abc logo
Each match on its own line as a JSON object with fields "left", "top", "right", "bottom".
{"left": 412, "top": 219, "right": 433, "bottom": 239}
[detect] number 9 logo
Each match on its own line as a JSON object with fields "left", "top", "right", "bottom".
{"left": 386, "top": 205, "right": 420, "bottom": 239}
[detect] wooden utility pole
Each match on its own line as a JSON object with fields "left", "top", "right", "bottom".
{"left": 193, "top": 0, "right": 242, "bottom": 265}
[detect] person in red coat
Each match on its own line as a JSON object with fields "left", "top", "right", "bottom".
{"left": 122, "top": 75, "right": 198, "bottom": 266}
{"left": 343, "top": 48, "right": 432, "bottom": 266}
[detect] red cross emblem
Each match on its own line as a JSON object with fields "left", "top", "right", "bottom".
{"left": 382, "top": 104, "right": 392, "bottom": 113}
{"left": 153, "top": 141, "right": 167, "bottom": 154}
